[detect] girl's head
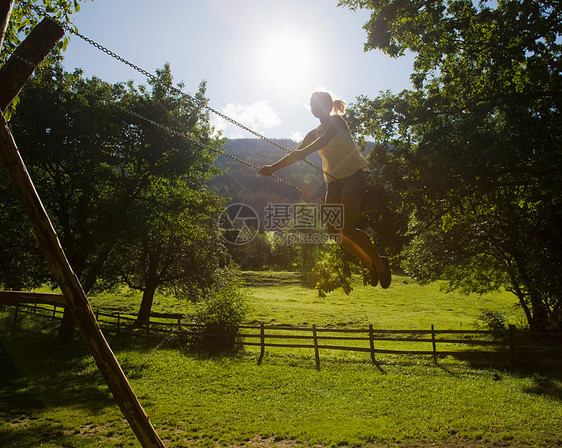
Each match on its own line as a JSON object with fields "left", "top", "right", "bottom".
{"left": 310, "top": 91, "right": 346, "bottom": 117}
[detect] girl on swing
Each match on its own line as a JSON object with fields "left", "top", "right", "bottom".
{"left": 258, "top": 91, "right": 391, "bottom": 288}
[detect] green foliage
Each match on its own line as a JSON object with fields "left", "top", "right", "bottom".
{"left": 1, "top": 1, "right": 90, "bottom": 119}
{"left": 475, "top": 309, "right": 508, "bottom": 333}
{"left": 313, "top": 244, "right": 354, "bottom": 298}
{"left": 189, "top": 269, "right": 250, "bottom": 352}
{"left": 340, "top": 0, "right": 562, "bottom": 331}
{"left": 192, "top": 270, "right": 249, "bottom": 327}
{"left": 2, "top": 61, "right": 227, "bottom": 329}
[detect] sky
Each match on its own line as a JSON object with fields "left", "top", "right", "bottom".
{"left": 61, "top": 0, "right": 416, "bottom": 140}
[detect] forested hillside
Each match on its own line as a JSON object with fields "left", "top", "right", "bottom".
{"left": 211, "top": 139, "right": 326, "bottom": 213}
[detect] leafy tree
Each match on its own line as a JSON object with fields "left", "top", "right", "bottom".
{"left": 340, "top": 0, "right": 562, "bottom": 330}
{"left": 100, "top": 177, "right": 228, "bottom": 325}
{"left": 7, "top": 62, "right": 226, "bottom": 340}
{"left": 0, "top": 178, "right": 50, "bottom": 290}
{"left": 2, "top": 1, "right": 86, "bottom": 60}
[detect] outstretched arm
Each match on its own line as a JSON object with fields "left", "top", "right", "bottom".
{"left": 258, "top": 122, "right": 338, "bottom": 176}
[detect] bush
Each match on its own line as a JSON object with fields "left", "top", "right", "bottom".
{"left": 190, "top": 270, "right": 249, "bottom": 353}
{"left": 475, "top": 309, "right": 508, "bottom": 341}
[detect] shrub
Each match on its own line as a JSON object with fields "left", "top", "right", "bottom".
{"left": 190, "top": 270, "right": 249, "bottom": 353}
{"left": 475, "top": 309, "right": 508, "bottom": 341}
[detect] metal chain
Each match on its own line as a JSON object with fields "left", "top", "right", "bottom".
{"left": 112, "top": 103, "right": 324, "bottom": 203}
{"left": 12, "top": 53, "right": 37, "bottom": 68}
{"left": 22, "top": 0, "right": 333, "bottom": 180}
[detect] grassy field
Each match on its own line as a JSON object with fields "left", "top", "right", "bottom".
{"left": 87, "top": 271, "right": 524, "bottom": 330}
{"left": 1, "top": 271, "right": 560, "bottom": 447}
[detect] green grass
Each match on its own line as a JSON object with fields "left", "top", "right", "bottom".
{"left": 242, "top": 270, "right": 524, "bottom": 330}
{"left": 1, "top": 271, "right": 559, "bottom": 447}
{"left": 84, "top": 270, "right": 523, "bottom": 330}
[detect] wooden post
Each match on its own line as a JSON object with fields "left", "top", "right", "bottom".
{"left": 0, "top": 18, "right": 64, "bottom": 114}
{"left": 312, "top": 325, "right": 320, "bottom": 370}
{"left": 0, "top": 19, "right": 164, "bottom": 448}
{"left": 52, "top": 304, "right": 57, "bottom": 320}
{"left": 0, "top": 0, "right": 14, "bottom": 51}
{"left": 11, "top": 303, "right": 19, "bottom": 335}
{"left": 369, "top": 324, "right": 376, "bottom": 364}
{"left": 257, "top": 323, "right": 265, "bottom": 365}
{"left": 431, "top": 324, "right": 437, "bottom": 364}
{"left": 117, "top": 312, "right": 121, "bottom": 336}
{"left": 509, "top": 324, "right": 517, "bottom": 367}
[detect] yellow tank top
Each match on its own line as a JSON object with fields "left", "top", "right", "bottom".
{"left": 317, "top": 126, "right": 369, "bottom": 183}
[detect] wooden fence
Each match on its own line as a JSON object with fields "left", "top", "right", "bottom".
{"left": 4, "top": 302, "right": 560, "bottom": 369}
{"left": 237, "top": 323, "right": 515, "bottom": 369}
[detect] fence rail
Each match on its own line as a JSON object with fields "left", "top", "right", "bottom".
{"left": 3, "top": 302, "right": 561, "bottom": 369}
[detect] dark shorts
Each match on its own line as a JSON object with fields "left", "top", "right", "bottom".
{"left": 325, "top": 170, "right": 367, "bottom": 203}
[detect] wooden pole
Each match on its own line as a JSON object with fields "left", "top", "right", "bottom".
{"left": 0, "top": 20, "right": 165, "bottom": 448}
{"left": 431, "top": 324, "right": 437, "bottom": 364}
{"left": 0, "top": 0, "right": 14, "bottom": 51}
{"left": 0, "top": 18, "right": 65, "bottom": 114}
{"left": 257, "top": 323, "right": 265, "bottom": 365}
{"left": 312, "top": 325, "right": 320, "bottom": 370}
{"left": 369, "top": 324, "right": 376, "bottom": 364}
{"left": 509, "top": 324, "right": 517, "bottom": 367}
{"left": 11, "top": 303, "right": 19, "bottom": 335}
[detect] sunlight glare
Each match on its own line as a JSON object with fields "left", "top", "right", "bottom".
{"left": 256, "top": 31, "right": 317, "bottom": 99}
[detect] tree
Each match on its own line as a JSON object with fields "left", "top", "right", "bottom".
{"left": 0, "top": 175, "right": 50, "bottom": 290}
{"left": 101, "top": 177, "right": 229, "bottom": 326}
{"left": 340, "top": 0, "right": 562, "bottom": 330}
{"left": 7, "top": 62, "right": 225, "bottom": 340}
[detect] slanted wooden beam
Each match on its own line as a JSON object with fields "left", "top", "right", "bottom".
{"left": 0, "top": 0, "right": 14, "bottom": 51}
{"left": 0, "top": 17, "right": 64, "bottom": 114}
{"left": 0, "top": 105, "right": 165, "bottom": 448}
{"left": 0, "top": 17, "right": 165, "bottom": 448}
{"left": 0, "top": 290, "right": 66, "bottom": 306}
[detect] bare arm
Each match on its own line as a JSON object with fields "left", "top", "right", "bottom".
{"left": 259, "top": 119, "right": 340, "bottom": 176}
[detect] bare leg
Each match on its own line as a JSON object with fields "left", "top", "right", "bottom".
{"left": 327, "top": 195, "right": 385, "bottom": 274}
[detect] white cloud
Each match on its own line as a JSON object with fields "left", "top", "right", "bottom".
{"left": 211, "top": 100, "right": 282, "bottom": 139}
{"left": 290, "top": 131, "right": 304, "bottom": 142}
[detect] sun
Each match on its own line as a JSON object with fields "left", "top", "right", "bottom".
{"left": 256, "top": 31, "right": 317, "bottom": 96}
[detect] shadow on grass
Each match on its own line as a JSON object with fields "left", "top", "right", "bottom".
{"left": 1, "top": 320, "right": 119, "bottom": 416}
{"left": 449, "top": 348, "right": 562, "bottom": 402}
{"left": 0, "top": 416, "right": 67, "bottom": 448}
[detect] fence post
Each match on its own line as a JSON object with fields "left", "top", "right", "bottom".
{"left": 431, "top": 324, "right": 437, "bottom": 363}
{"left": 52, "top": 304, "right": 57, "bottom": 320}
{"left": 312, "top": 325, "right": 320, "bottom": 370}
{"left": 369, "top": 324, "right": 376, "bottom": 364}
{"left": 257, "top": 323, "right": 265, "bottom": 365}
{"left": 509, "top": 324, "right": 517, "bottom": 366}
{"left": 117, "top": 312, "right": 120, "bottom": 336}
{"left": 11, "top": 303, "right": 19, "bottom": 335}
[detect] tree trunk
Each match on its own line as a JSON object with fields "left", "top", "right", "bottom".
{"left": 135, "top": 247, "right": 161, "bottom": 326}
{"left": 136, "top": 282, "right": 157, "bottom": 326}
{"left": 58, "top": 176, "right": 153, "bottom": 343}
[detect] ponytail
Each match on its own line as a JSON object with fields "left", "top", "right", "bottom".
{"left": 332, "top": 99, "right": 346, "bottom": 115}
